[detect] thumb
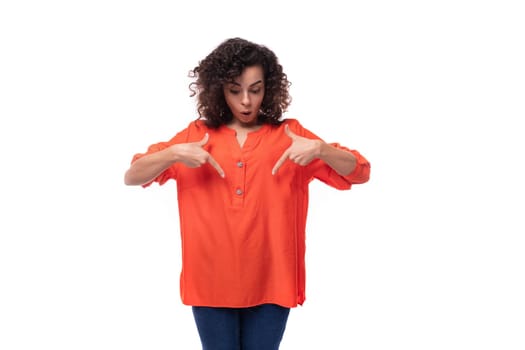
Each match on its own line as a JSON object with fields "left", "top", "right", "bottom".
{"left": 196, "top": 133, "right": 209, "bottom": 146}
{"left": 285, "top": 124, "right": 297, "bottom": 139}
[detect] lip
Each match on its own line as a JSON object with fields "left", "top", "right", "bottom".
{"left": 237, "top": 111, "right": 256, "bottom": 123}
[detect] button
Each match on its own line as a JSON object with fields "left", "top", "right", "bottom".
{"left": 237, "top": 161, "right": 244, "bottom": 168}
{"left": 235, "top": 188, "right": 243, "bottom": 195}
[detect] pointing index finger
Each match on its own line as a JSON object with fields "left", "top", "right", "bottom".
{"left": 207, "top": 155, "right": 225, "bottom": 178}
{"left": 272, "top": 149, "right": 289, "bottom": 175}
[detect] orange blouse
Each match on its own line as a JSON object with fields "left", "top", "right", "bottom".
{"left": 131, "top": 118, "right": 370, "bottom": 308}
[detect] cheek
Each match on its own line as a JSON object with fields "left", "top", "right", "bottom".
{"left": 256, "top": 94, "right": 265, "bottom": 106}
{"left": 224, "top": 95, "right": 236, "bottom": 108}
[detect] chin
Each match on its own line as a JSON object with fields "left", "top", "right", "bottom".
{"left": 237, "top": 115, "right": 258, "bottom": 125}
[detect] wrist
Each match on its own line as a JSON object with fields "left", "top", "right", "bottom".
{"left": 166, "top": 144, "right": 181, "bottom": 163}
{"left": 317, "top": 140, "right": 328, "bottom": 159}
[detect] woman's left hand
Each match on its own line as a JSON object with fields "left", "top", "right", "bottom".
{"left": 272, "top": 125, "right": 322, "bottom": 175}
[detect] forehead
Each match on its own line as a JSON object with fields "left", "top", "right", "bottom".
{"left": 229, "top": 65, "right": 264, "bottom": 85}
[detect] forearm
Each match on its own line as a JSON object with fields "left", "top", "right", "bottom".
{"left": 318, "top": 141, "right": 357, "bottom": 176}
{"left": 124, "top": 147, "right": 176, "bottom": 186}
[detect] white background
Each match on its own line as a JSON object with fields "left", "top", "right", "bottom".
{"left": 1, "top": 1, "right": 524, "bottom": 349}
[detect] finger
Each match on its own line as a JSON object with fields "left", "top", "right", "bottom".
{"left": 196, "top": 133, "right": 209, "bottom": 147}
{"left": 285, "top": 124, "right": 297, "bottom": 140}
{"left": 207, "top": 155, "right": 225, "bottom": 178}
{"left": 272, "top": 150, "right": 290, "bottom": 175}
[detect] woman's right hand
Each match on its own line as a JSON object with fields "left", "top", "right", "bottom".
{"left": 171, "top": 133, "right": 225, "bottom": 178}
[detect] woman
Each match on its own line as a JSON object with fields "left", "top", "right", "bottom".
{"left": 124, "top": 37, "right": 370, "bottom": 350}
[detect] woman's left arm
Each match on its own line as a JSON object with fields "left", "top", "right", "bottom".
{"left": 317, "top": 141, "right": 357, "bottom": 176}
{"left": 272, "top": 124, "right": 370, "bottom": 183}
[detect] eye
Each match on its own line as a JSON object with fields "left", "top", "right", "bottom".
{"left": 229, "top": 89, "right": 240, "bottom": 95}
{"left": 250, "top": 89, "right": 261, "bottom": 94}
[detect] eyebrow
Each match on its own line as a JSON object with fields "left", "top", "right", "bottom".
{"left": 230, "top": 80, "right": 263, "bottom": 87}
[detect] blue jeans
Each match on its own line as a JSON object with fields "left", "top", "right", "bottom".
{"left": 192, "top": 303, "right": 290, "bottom": 350}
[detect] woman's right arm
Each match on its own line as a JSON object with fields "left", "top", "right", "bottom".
{"left": 124, "top": 147, "right": 178, "bottom": 186}
{"left": 124, "top": 133, "right": 224, "bottom": 186}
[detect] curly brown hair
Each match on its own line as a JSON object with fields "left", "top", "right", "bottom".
{"left": 189, "top": 38, "right": 291, "bottom": 128}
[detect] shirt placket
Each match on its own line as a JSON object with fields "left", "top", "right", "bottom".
{"left": 232, "top": 158, "right": 246, "bottom": 207}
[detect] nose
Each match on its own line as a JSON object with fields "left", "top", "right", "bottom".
{"left": 241, "top": 92, "right": 251, "bottom": 106}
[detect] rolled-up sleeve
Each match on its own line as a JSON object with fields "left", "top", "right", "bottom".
{"left": 307, "top": 144, "right": 370, "bottom": 190}
{"left": 130, "top": 126, "right": 192, "bottom": 187}
{"left": 287, "top": 119, "right": 371, "bottom": 190}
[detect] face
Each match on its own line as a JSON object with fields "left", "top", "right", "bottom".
{"left": 223, "top": 65, "right": 265, "bottom": 127}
